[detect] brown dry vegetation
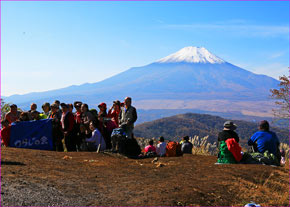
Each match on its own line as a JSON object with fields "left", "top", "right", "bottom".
{"left": 1, "top": 147, "right": 289, "bottom": 207}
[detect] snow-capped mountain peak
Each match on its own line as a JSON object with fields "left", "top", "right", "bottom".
{"left": 157, "top": 46, "right": 225, "bottom": 64}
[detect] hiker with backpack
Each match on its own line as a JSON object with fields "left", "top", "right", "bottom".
{"left": 118, "top": 97, "right": 137, "bottom": 139}
{"left": 156, "top": 136, "right": 167, "bottom": 156}
{"left": 217, "top": 121, "right": 242, "bottom": 164}
{"left": 181, "top": 136, "right": 193, "bottom": 154}
{"left": 218, "top": 121, "right": 239, "bottom": 143}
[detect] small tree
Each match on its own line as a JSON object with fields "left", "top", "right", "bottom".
{"left": 1, "top": 99, "right": 12, "bottom": 121}
{"left": 270, "top": 75, "right": 289, "bottom": 119}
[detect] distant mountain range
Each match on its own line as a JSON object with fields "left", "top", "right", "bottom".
{"left": 134, "top": 113, "right": 289, "bottom": 146}
{"left": 4, "top": 46, "right": 279, "bottom": 121}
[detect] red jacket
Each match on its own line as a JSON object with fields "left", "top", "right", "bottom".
{"left": 1, "top": 126, "right": 11, "bottom": 147}
{"left": 61, "top": 112, "right": 74, "bottom": 133}
{"left": 108, "top": 109, "right": 120, "bottom": 128}
{"left": 225, "top": 138, "right": 242, "bottom": 162}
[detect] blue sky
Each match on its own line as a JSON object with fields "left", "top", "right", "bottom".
{"left": 1, "top": 1, "right": 289, "bottom": 96}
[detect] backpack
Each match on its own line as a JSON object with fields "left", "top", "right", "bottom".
{"left": 119, "top": 137, "right": 141, "bottom": 157}
{"left": 166, "top": 141, "right": 177, "bottom": 157}
{"left": 241, "top": 151, "right": 280, "bottom": 166}
{"left": 176, "top": 142, "right": 183, "bottom": 156}
{"left": 217, "top": 141, "right": 237, "bottom": 164}
{"left": 225, "top": 138, "right": 242, "bottom": 162}
{"left": 111, "top": 129, "right": 141, "bottom": 157}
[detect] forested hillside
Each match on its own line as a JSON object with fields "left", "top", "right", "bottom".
{"left": 134, "top": 113, "right": 289, "bottom": 146}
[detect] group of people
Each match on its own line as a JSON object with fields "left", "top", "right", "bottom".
{"left": 217, "top": 120, "right": 283, "bottom": 165}
{"left": 141, "top": 119, "right": 283, "bottom": 165}
{"left": 1, "top": 97, "right": 138, "bottom": 152}
{"left": 0, "top": 98, "right": 284, "bottom": 165}
{"left": 142, "top": 136, "right": 193, "bottom": 157}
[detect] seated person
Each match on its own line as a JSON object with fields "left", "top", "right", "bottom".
{"left": 1, "top": 119, "right": 11, "bottom": 147}
{"left": 156, "top": 136, "right": 167, "bottom": 156}
{"left": 181, "top": 136, "right": 193, "bottom": 154}
{"left": 218, "top": 121, "right": 239, "bottom": 143}
{"left": 144, "top": 139, "right": 156, "bottom": 154}
{"left": 84, "top": 121, "right": 106, "bottom": 152}
{"left": 248, "top": 120, "right": 280, "bottom": 157}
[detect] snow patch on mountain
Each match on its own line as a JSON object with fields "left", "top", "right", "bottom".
{"left": 157, "top": 46, "right": 225, "bottom": 64}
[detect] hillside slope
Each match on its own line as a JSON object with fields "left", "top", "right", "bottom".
{"left": 134, "top": 113, "right": 289, "bottom": 144}
{"left": 1, "top": 148, "right": 289, "bottom": 206}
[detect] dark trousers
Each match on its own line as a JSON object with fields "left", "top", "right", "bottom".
{"left": 64, "top": 132, "right": 76, "bottom": 152}
{"left": 52, "top": 127, "right": 64, "bottom": 152}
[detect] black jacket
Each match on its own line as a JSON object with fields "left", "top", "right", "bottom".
{"left": 218, "top": 130, "right": 239, "bottom": 143}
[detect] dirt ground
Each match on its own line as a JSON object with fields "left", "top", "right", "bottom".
{"left": 1, "top": 147, "right": 289, "bottom": 206}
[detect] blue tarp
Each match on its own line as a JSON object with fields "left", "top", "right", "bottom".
{"left": 9, "top": 119, "right": 53, "bottom": 150}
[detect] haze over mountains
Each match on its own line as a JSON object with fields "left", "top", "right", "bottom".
{"left": 5, "top": 46, "right": 279, "bottom": 121}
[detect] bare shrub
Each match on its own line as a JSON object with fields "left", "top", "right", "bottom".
{"left": 189, "top": 135, "right": 218, "bottom": 156}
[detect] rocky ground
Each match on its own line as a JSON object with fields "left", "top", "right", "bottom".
{"left": 1, "top": 147, "right": 289, "bottom": 206}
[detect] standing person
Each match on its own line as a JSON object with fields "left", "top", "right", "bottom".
{"left": 5, "top": 104, "right": 21, "bottom": 124}
{"left": 68, "top": 104, "right": 74, "bottom": 113}
{"left": 41, "top": 102, "right": 51, "bottom": 118}
{"left": 181, "top": 136, "right": 193, "bottom": 154}
{"left": 108, "top": 100, "right": 121, "bottom": 128}
{"left": 248, "top": 120, "right": 280, "bottom": 158}
{"left": 48, "top": 103, "right": 63, "bottom": 151}
{"left": 218, "top": 121, "right": 239, "bottom": 143}
{"left": 118, "top": 97, "right": 137, "bottom": 139}
{"left": 98, "top": 102, "right": 113, "bottom": 149}
{"left": 28, "top": 103, "right": 38, "bottom": 113}
{"left": 81, "top": 103, "right": 95, "bottom": 132}
{"left": 98, "top": 102, "right": 107, "bottom": 118}
{"left": 54, "top": 100, "right": 61, "bottom": 108}
{"left": 156, "top": 136, "right": 167, "bottom": 156}
{"left": 19, "top": 112, "right": 31, "bottom": 121}
{"left": 97, "top": 102, "right": 107, "bottom": 134}
{"left": 60, "top": 103, "right": 76, "bottom": 151}
{"left": 74, "top": 102, "right": 83, "bottom": 151}
{"left": 53, "top": 100, "right": 62, "bottom": 117}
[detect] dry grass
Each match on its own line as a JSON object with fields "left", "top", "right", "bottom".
{"left": 189, "top": 135, "right": 218, "bottom": 156}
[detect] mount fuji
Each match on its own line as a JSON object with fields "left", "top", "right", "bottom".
{"left": 5, "top": 46, "right": 279, "bottom": 119}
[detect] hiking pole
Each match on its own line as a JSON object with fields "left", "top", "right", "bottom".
{"left": 97, "top": 144, "right": 101, "bottom": 153}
